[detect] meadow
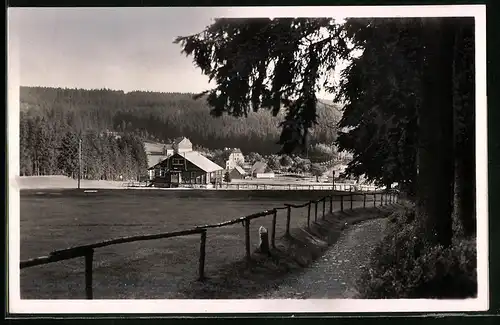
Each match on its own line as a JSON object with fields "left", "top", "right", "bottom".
{"left": 20, "top": 189, "right": 372, "bottom": 299}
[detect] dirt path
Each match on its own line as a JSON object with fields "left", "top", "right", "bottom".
{"left": 258, "top": 218, "right": 388, "bottom": 299}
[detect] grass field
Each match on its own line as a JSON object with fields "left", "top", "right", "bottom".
{"left": 20, "top": 189, "right": 376, "bottom": 299}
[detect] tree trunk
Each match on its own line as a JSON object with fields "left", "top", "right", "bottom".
{"left": 452, "top": 19, "right": 476, "bottom": 238}
{"left": 416, "top": 18, "right": 456, "bottom": 247}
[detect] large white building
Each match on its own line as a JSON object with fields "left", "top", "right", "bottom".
{"left": 224, "top": 148, "right": 245, "bottom": 170}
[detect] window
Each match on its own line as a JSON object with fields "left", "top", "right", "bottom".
{"left": 159, "top": 168, "right": 165, "bottom": 177}
{"left": 191, "top": 171, "right": 196, "bottom": 179}
{"left": 172, "top": 158, "right": 184, "bottom": 166}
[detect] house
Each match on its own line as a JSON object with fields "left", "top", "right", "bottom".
{"left": 144, "top": 141, "right": 175, "bottom": 180}
{"left": 173, "top": 137, "right": 193, "bottom": 154}
{"left": 224, "top": 148, "right": 245, "bottom": 170}
{"left": 229, "top": 165, "right": 246, "bottom": 180}
{"left": 255, "top": 171, "right": 275, "bottom": 179}
{"left": 147, "top": 155, "right": 169, "bottom": 180}
{"left": 149, "top": 151, "right": 224, "bottom": 187}
{"left": 249, "top": 161, "right": 275, "bottom": 178}
{"left": 250, "top": 161, "right": 267, "bottom": 176}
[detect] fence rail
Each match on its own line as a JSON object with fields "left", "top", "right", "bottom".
{"left": 211, "top": 182, "right": 379, "bottom": 192}
{"left": 20, "top": 188, "right": 399, "bottom": 299}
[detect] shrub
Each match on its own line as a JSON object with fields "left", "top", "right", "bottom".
{"left": 223, "top": 171, "right": 231, "bottom": 183}
{"left": 357, "top": 209, "right": 477, "bottom": 299}
{"left": 280, "top": 155, "right": 294, "bottom": 167}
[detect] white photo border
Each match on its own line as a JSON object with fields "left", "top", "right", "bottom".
{"left": 7, "top": 4, "right": 489, "bottom": 314}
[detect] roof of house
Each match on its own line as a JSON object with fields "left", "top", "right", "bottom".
{"left": 179, "top": 151, "right": 223, "bottom": 172}
{"left": 148, "top": 151, "right": 223, "bottom": 172}
{"left": 173, "top": 137, "right": 191, "bottom": 145}
{"left": 232, "top": 166, "right": 246, "bottom": 175}
{"left": 250, "top": 161, "right": 267, "bottom": 174}
{"left": 147, "top": 154, "right": 170, "bottom": 169}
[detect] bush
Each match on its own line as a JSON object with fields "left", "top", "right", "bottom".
{"left": 357, "top": 209, "right": 477, "bottom": 299}
{"left": 223, "top": 171, "right": 231, "bottom": 183}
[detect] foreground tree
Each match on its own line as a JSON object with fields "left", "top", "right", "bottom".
{"left": 335, "top": 19, "right": 421, "bottom": 195}
{"left": 452, "top": 19, "right": 476, "bottom": 238}
{"left": 416, "top": 18, "right": 456, "bottom": 247}
{"left": 176, "top": 17, "right": 475, "bottom": 246}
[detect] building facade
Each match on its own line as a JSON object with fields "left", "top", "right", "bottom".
{"left": 224, "top": 148, "right": 245, "bottom": 170}
{"left": 149, "top": 151, "right": 224, "bottom": 187}
{"left": 173, "top": 137, "right": 193, "bottom": 154}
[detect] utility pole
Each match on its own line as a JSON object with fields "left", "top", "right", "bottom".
{"left": 332, "top": 170, "right": 335, "bottom": 191}
{"left": 78, "top": 138, "right": 82, "bottom": 189}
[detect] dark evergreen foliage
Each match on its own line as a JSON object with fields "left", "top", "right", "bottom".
{"left": 175, "top": 17, "right": 476, "bottom": 245}
{"left": 20, "top": 86, "right": 341, "bottom": 158}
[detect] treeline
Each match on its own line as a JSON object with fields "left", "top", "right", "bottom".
{"left": 20, "top": 87, "right": 342, "bottom": 155}
{"left": 19, "top": 113, "right": 147, "bottom": 180}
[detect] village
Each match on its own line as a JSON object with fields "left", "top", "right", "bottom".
{"left": 13, "top": 7, "right": 482, "bottom": 310}
{"left": 143, "top": 136, "right": 375, "bottom": 190}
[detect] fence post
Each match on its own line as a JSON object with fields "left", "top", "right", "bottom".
{"left": 380, "top": 193, "right": 383, "bottom": 206}
{"left": 350, "top": 192, "right": 353, "bottom": 210}
{"left": 329, "top": 195, "right": 333, "bottom": 213}
{"left": 199, "top": 230, "right": 207, "bottom": 280}
{"left": 307, "top": 202, "right": 311, "bottom": 229}
{"left": 373, "top": 193, "right": 376, "bottom": 207}
{"left": 245, "top": 219, "right": 251, "bottom": 264}
{"left": 314, "top": 201, "right": 318, "bottom": 221}
{"left": 272, "top": 209, "right": 277, "bottom": 247}
{"left": 85, "top": 249, "right": 94, "bottom": 300}
{"left": 237, "top": 184, "right": 240, "bottom": 190}
{"left": 286, "top": 205, "right": 291, "bottom": 237}
{"left": 341, "top": 195, "right": 344, "bottom": 212}
{"left": 363, "top": 193, "right": 366, "bottom": 208}
{"left": 322, "top": 197, "right": 326, "bottom": 219}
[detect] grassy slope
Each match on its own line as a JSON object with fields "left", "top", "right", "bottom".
{"left": 20, "top": 189, "right": 391, "bottom": 299}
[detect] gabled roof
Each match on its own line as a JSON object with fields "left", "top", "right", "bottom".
{"left": 177, "top": 151, "right": 224, "bottom": 173}
{"left": 173, "top": 137, "right": 191, "bottom": 145}
{"left": 181, "top": 151, "right": 223, "bottom": 172}
{"left": 250, "top": 161, "right": 267, "bottom": 174}
{"left": 232, "top": 166, "right": 246, "bottom": 175}
{"left": 148, "top": 151, "right": 224, "bottom": 172}
{"left": 147, "top": 155, "right": 169, "bottom": 169}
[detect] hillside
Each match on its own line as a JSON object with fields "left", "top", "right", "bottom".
{"left": 20, "top": 86, "right": 343, "bottom": 155}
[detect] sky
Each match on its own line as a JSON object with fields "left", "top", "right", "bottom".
{"left": 8, "top": 7, "right": 352, "bottom": 99}
{"left": 8, "top": 6, "right": 479, "bottom": 97}
{"left": 9, "top": 7, "right": 235, "bottom": 94}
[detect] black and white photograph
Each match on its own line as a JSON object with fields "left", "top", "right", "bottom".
{"left": 7, "top": 5, "right": 488, "bottom": 314}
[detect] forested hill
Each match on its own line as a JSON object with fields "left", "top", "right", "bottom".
{"left": 20, "top": 86, "right": 343, "bottom": 154}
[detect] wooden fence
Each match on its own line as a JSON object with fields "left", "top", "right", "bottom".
{"left": 212, "top": 182, "right": 378, "bottom": 191}
{"left": 126, "top": 179, "right": 378, "bottom": 191}
{"left": 20, "top": 189, "right": 398, "bottom": 299}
